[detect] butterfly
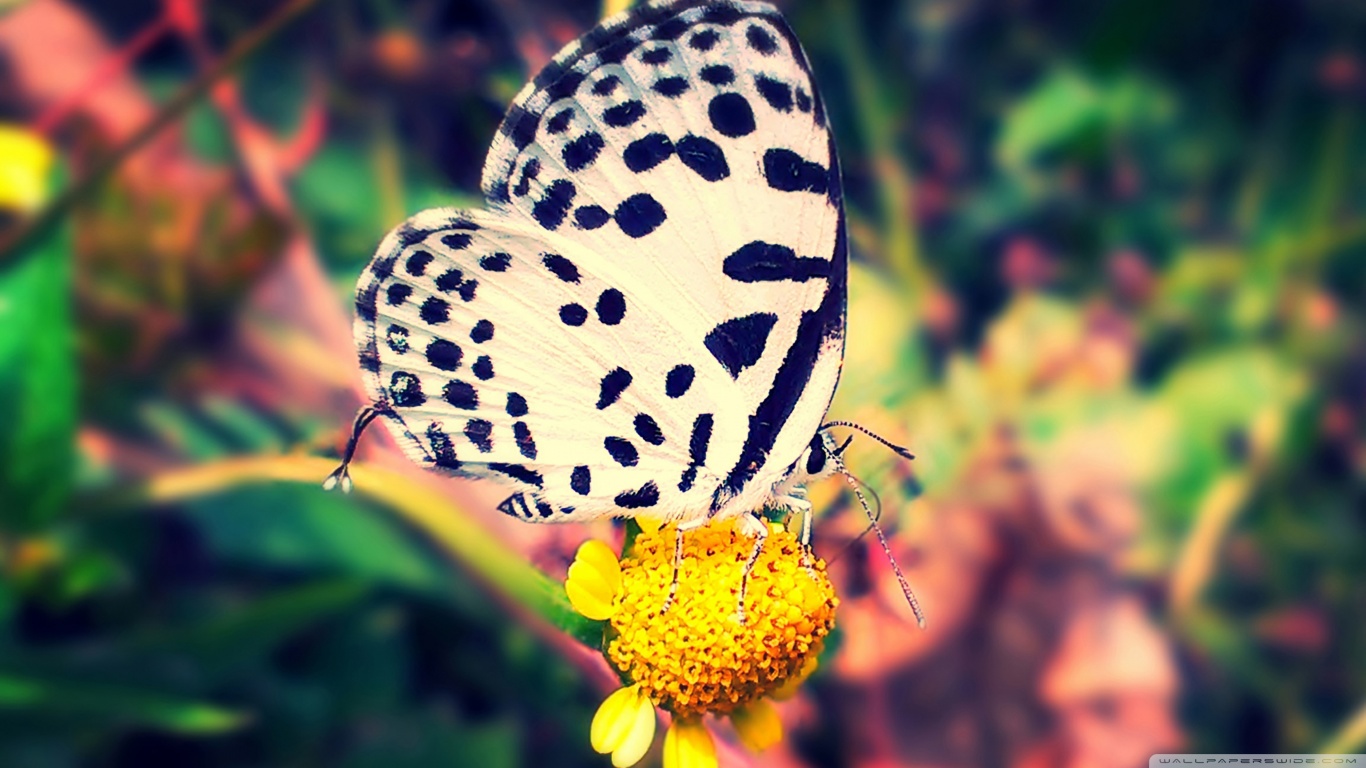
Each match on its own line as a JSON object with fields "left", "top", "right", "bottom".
{"left": 329, "top": 0, "right": 924, "bottom": 625}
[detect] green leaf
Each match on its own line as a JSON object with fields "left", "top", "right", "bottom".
{"left": 183, "top": 484, "right": 452, "bottom": 597}
{"left": 997, "top": 67, "right": 1106, "bottom": 169}
{"left": 0, "top": 162, "right": 74, "bottom": 530}
{"left": 0, "top": 674, "right": 247, "bottom": 734}
{"left": 120, "top": 579, "right": 372, "bottom": 681}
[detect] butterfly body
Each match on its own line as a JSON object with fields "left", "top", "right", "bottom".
{"left": 353, "top": 0, "right": 847, "bottom": 526}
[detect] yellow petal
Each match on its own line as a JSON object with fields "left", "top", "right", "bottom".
{"left": 730, "top": 700, "right": 783, "bottom": 752}
{"left": 576, "top": 539, "right": 622, "bottom": 583}
{"left": 565, "top": 540, "right": 622, "bottom": 620}
{"left": 610, "top": 692, "right": 657, "bottom": 767}
{"left": 663, "top": 719, "right": 717, "bottom": 768}
{"left": 0, "top": 125, "right": 55, "bottom": 213}
{"left": 591, "top": 685, "right": 644, "bottom": 754}
{"left": 635, "top": 516, "right": 665, "bottom": 533}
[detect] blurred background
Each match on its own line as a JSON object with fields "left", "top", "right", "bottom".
{"left": 1, "top": 0, "right": 1364, "bottom": 766}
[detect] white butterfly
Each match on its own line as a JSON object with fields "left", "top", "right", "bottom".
{"left": 329, "top": 0, "right": 924, "bottom": 624}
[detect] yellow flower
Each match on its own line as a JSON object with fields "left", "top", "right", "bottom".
{"left": 566, "top": 519, "right": 838, "bottom": 766}
{"left": 0, "top": 126, "right": 55, "bottom": 213}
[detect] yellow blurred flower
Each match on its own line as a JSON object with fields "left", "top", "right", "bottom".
{"left": 0, "top": 125, "right": 56, "bottom": 213}
{"left": 566, "top": 519, "right": 838, "bottom": 767}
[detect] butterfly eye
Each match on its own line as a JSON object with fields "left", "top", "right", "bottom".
{"left": 804, "top": 435, "right": 826, "bottom": 475}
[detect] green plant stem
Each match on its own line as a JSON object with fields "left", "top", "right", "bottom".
{"left": 827, "top": 1, "right": 927, "bottom": 296}
{"left": 0, "top": 0, "right": 326, "bottom": 264}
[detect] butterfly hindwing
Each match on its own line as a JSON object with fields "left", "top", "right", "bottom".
{"left": 356, "top": 0, "right": 847, "bottom": 521}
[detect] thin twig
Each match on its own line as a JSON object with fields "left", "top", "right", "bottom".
{"left": 0, "top": 0, "right": 325, "bottom": 263}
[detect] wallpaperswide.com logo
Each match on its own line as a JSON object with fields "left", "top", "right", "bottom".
{"left": 1152, "top": 757, "right": 1364, "bottom": 766}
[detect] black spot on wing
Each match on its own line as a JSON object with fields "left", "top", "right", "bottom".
{"left": 615, "top": 193, "right": 667, "bottom": 238}
{"left": 689, "top": 414, "right": 713, "bottom": 465}
{"left": 700, "top": 64, "right": 734, "bottom": 85}
{"left": 704, "top": 312, "right": 778, "bottom": 378}
{"left": 560, "top": 304, "right": 588, "bottom": 326}
{"left": 480, "top": 252, "right": 511, "bottom": 272}
{"left": 634, "top": 413, "right": 665, "bottom": 445}
{"left": 535, "top": 499, "right": 555, "bottom": 518}
{"left": 746, "top": 23, "right": 778, "bottom": 54}
{"left": 615, "top": 481, "right": 659, "bottom": 508}
{"left": 544, "top": 69, "right": 586, "bottom": 102}
{"left": 489, "top": 463, "right": 543, "bottom": 488}
{"left": 501, "top": 105, "right": 538, "bottom": 150}
{"left": 434, "top": 268, "right": 463, "bottom": 293}
{"left": 464, "top": 418, "right": 494, "bottom": 452}
{"left": 596, "top": 289, "right": 626, "bottom": 325}
{"left": 427, "top": 423, "right": 461, "bottom": 470}
{"left": 754, "top": 76, "right": 793, "bottom": 112}
{"left": 514, "top": 421, "right": 537, "bottom": 459}
{"left": 689, "top": 29, "right": 719, "bottom": 51}
{"left": 513, "top": 158, "right": 540, "bottom": 197}
{"left": 471, "top": 319, "right": 494, "bottom": 343}
{"left": 574, "top": 205, "right": 611, "bottom": 230}
{"left": 701, "top": 4, "right": 743, "bottom": 25}
{"left": 641, "top": 46, "right": 671, "bottom": 65}
{"left": 361, "top": 344, "right": 382, "bottom": 372}
{"left": 386, "top": 283, "right": 412, "bottom": 306}
{"left": 603, "top": 100, "right": 647, "bottom": 128}
{"left": 546, "top": 109, "right": 574, "bottom": 134}
{"left": 653, "top": 16, "right": 689, "bottom": 40}
{"left": 795, "top": 87, "right": 812, "bottom": 113}
{"left": 420, "top": 296, "right": 450, "bottom": 325}
{"left": 356, "top": 283, "right": 379, "bottom": 322}
{"left": 389, "top": 371, "right": 426, "bottom": 407}
{"left": 443, "top": 380, "right": 478, "bottom": 410}
{"left": 675, "top": 135, "right": 729, "bottom": 181}
{"left": 665, "top": 364, "right": 694, "bottom": 398}
{"left": 708, "top": 93, "right": 755, "bottom": 137}
{"left": 532, "top": 179, "right": 576, "bottom": 230}
{"left": 406, "top": 250, "right": 433, "bottom": 276}
{"left": 457, "top": 279, "right": 478, "bottom": 302}
{"left": 426, "top": 339, "right": 462, "bottom": 371}
{"left": 571, "top": 465, "right": 591, "bottom": 495}
{"left": 723, "top": 241, "right": 831, "bottom": 283}
{"left": 653, "top": 77, "right": 689, "bottom": 97}
{"left": 506, "top": 392, "right": 528, "bottom": 417}
{"left": 597, "top": 367, "right": 632, "bottom": 409}
{"left": 370, "top": 254, "right": 397, "bottom": 279}
{"left": 604, "top": 436, "right": 639, "bottom": 467}
{"left": 385, "top": 324, "right": 409, "bottom": 354}
{"left": 624, "top": 133, "right": 674, "bottom": 173}
{"left": 441, "top": 232, "right": 472, "bottom": 250}
{"left": 678, "top": 466, "right": 698, "bottom": 492}
{"left": 542, "top": 253, "right": 580, "bottom": 283}
{"left": 472, "top": 355, "right": 494, "bottom": 380}
{"left": 562, "top": 132, "right": 605, "bottom": 172}
{"left": 763, "top": 148, "right": 828, "bottom": 194}
{"left": 592, "top": 75, "right": 620, "bottom": 96}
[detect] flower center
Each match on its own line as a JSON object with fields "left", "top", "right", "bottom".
{"left": 606, "top": 521, "right": 838, "bottom": 718}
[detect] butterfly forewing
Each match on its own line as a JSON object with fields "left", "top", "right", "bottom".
{"left": 355, "top": 0, "right": 847, "bottom": 522}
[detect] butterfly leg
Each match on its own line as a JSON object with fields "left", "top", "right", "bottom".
{"left": 733, "top": 513, "right": 770, "bottom": 625}
{"left": 661, "top": 516, "right": 710, "bottom": 616}
{"left": 778, "top": 487, "right": 821, "bottom": 582}
{"left": 323, "top": 406, "right": 383, "bottom": 493}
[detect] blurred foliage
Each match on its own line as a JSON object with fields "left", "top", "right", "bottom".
{"left": 0, "top": 0, "right": 1364, "bottom": 766}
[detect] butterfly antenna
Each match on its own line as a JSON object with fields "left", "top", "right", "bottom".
{"left": 821, "top": 421, "right": 915, "bottom": 461}
{"left": 826, "top": 474, "right": 882, "bottom": 564}
{"left": 323, "top": 406, "right": 382, "bottom": 494}
{"left": 828, "top": 450, "right": 927, "bottom": 629}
